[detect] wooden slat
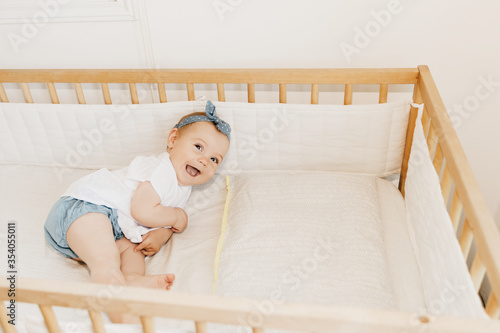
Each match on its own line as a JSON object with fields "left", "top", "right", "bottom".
{"left": 432, "top": 143, "right": 444, "bottom": 175}
{"left": 379, "top": 83, "right": 388, "bottom": 103}
{"left": 449, "top": 191, "right": 463, "bottom": 232}
{"left": 187, "top": 83, "right": 195, "bottom": 101}
{"left": 279, "top": 83, "right": 287, "bottom": 103}
{"left": 418, "top": 65, "right": 500, "bottom": 303}
{"left": 141, "top": 316, "right": 155, "bottom": 333}
{"left": 158, "top": 83, "right": 167, "bottom": 103}
{"left": 0, "top": 302, "right": 16, "bottom": 333}
{"left": 5, "top": 277, "right": 500, "bottom": 333}
{"left": 0, "top": 83, "right": 9, "bottom": 102}
{"left": 486, "top": 293, "right": 500, "bottom": 319}
{"left": 411, "top": 82, "right": 422, "bottom": 106}
{"left": 398, "top": 82, "right": 422, "bottom": 196}
{"left": 195, "top": 321, "right": 207, "bottom": 333}
{"left": 47, "top": 82, "right": 60, "bottom": 104}
{"left": 426, "top": 123, "right": 437, "bottom": 157}
{"left": 129, "top": 83, "right": 139, "bottom": 104}
{"left": 21, "top": 82, "right": 34, "bottom": 103}
{"left": 253, "top": 328, "right": 264, "bottom": 333}
{"left": 101, "top": 83, "right": 112, "bottom": 104}
{"left": 421, "top": 106, "right": 430, "bottom": 137}
{"left": 311, "top": 83, "right": 319, "bottom": 104}
{"left": 470, "top": 254, "right": 487, "bottom": 292}
{"left": 74, "top": 83, "right": 86, "bottom": 104}
{"left": 88, "top": 310, "right": 106, "bottom": 333}
{"left": 344, "top": 84, "right": 352, "bottom": 105}
{"left": 217, "top": 83, "right": 226, "bottom": 102}
{"left": 0, "top": 68, "right": 419, "bottom": 84}
{"left": 39, "top": 305, "right": 62, "bottom": 333}
{"left": 441, "top": 167, "right": 453, "bottom": 205}
{"left": 459, "top": 219, "right": 474, "bottom": 258}
{"left": 247, "top": 83, "right": 255, "bottom": 103}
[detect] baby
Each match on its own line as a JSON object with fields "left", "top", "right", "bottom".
{"left": 44, "top": 101, "right": 230, "bottom": 305}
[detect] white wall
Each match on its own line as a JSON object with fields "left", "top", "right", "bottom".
{"left": 1, "top": 0, "right": 500, "bottom": 229}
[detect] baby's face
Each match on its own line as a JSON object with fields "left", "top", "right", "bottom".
{"left": 167, "top": 122, "right": 230, "bottom": 186}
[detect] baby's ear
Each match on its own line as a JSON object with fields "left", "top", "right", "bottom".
{"left": 167, "top": 128, "right": 180, "bottom": 149}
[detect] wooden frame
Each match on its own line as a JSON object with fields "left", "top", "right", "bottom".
{"left": 1, "top": 66, "right": 500, "bottom": 332}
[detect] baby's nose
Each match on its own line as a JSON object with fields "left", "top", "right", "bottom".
{"left": 198, "top": 156, "right": 208, "bottom": 167}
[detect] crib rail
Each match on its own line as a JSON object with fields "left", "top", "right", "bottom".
{"left": 416, "top": 65, "right": 500, "bottom": 319}
{"left": 0, "top": 68, "right": 418, "bottom": 105}
{"left": 0, "top": 68, "right": 419, "bottom": 84}
{"left": 1, "top": 278, "right": 500, "bottom": 333}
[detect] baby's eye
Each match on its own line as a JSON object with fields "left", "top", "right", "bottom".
{"left": 195, "top": 144, "right": 202, "bottom": 151}
{"left": 211, "top": 157, "right": 219, "bottom": 164}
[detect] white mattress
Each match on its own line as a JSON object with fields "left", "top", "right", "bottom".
{"left": 0, "top": 164, "right": 426, "bottom": 330}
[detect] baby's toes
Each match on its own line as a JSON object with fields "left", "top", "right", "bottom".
{"left": 163, "top": 274, "right": 175, "bottom": 290}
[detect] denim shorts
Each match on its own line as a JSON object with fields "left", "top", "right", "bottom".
{"left": 44, "top": 196, "right": 124, "bottom": 258}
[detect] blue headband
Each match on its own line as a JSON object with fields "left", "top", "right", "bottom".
{"left": 174, "top": 101, "right": 231, "bottom": 141}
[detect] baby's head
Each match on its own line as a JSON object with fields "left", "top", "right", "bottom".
{"left": 167, "top": 101, "right": 231, "bottom": 186}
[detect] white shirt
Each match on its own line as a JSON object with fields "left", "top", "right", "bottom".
{"left": 63, "top": 152, "right": 192, "bottom": 243}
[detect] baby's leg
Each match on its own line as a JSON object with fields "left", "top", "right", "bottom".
{"left": 66, "top": 212, "right": 125, "bottom": 287}
{"left": 66, "top": 213, "right": 130, "bottom": 323}
{"left": 116, "top": 238, "right": 175, "bottom": 290}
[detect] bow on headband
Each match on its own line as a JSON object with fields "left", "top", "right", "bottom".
{"left": 174, "top": 101, "right": 231, "bottom": 141}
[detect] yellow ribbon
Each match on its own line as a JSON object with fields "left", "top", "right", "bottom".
{"left": 212, "top": 175, "right": 231, "bottom": 293}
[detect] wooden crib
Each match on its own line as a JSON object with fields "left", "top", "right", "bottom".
{"left": 1, "top": 66, "right": 500, "bottom": 333}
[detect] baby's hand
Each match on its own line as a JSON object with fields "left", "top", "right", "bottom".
{"left": 134, "top": 228, "right": 173, "bottom": 256}
{"left": 172, "top": 208, "right": 188, "bottom": 233}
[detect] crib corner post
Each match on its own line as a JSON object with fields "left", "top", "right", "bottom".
{"left": 398, "top": 106, "right": 418, "bottom": 197}
{"left": 398, "top": 82, "right": 422, "bottom": 197}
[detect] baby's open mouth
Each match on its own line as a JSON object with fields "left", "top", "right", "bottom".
{"left": 186, "top": 165, "right": 200, "bottom": 177}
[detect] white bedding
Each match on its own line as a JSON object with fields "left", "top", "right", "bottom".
{"left": 0, "top": 163, "right": 484, "bottom": 332}
{"left": 0, "top": 100, "right": 410, "bottom": 176}
{"left": 214, "top": 173, "right": 424, "bottom": 313}
{"left": 1, "top": 164, "right": 425, "bottom": 333}
{"left": 0, "top": 99, "right": 488, "bottom": 332}
{"left": 404, "top": 106, "right": 487, "bottom": 318}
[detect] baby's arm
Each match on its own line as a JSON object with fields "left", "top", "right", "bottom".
{"left": 130, "top": 181, "right": 187, "bottom": 231}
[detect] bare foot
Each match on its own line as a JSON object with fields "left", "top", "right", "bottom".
{"left": 125, "top": 274, "right": 175, "bottom": 290}
{"left": 108, "top": 274, "right": 174, "bottom": 324}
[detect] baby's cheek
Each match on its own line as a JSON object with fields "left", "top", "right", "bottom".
{"left": 208, "top": 168, "right": 217, "bottom": 177}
